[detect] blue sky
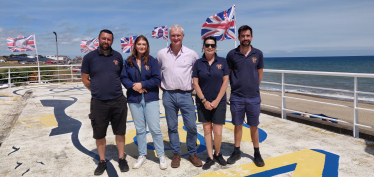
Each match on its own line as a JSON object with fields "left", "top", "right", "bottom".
{"left": 1, "top": 0, "right": 374, "bottom": 59}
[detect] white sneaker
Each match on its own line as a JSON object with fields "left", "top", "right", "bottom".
{"left": 133, "top": 155, "right": 147, "bottom": 169}
{"left": 159, "top": 155, "right": 168, "bottom": 170}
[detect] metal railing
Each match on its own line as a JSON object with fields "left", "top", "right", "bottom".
{"left": 0, "top": 64, "right": 82, "bottom": 87}
{"left": 1, "top": 65, "right": 373, "bottom": 138}
{"left": 262, "top": 69, "right": 374, "bottom": 138}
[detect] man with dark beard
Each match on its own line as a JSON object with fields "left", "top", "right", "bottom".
{"left": 226, "top": 25, "right": 265, "bottom": 167}
{"left": 81, "top": 29, "right": 129, "bottom": 175}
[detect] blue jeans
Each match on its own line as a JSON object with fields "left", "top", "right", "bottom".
{"left": 128, "top": 95, "right": 165, "bottom": 157}
{"left": 162, "top": 90, "right": 197, "bottom": 155}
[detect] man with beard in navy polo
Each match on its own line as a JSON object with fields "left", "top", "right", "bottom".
{"left": 226, "top": 25, "right": 265, "bottom": 167}
{"left": 81, "top": 29, "right": 129, "bottom": 175}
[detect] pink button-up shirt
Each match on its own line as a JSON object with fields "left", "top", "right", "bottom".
{"left": 156, "top": 45, "right": 199, "bottom": 91}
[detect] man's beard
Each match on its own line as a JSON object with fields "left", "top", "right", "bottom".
{"left": 99, "top": 43, "right": 110, "bottom": 51}
{"left": 240, "top": 40, "right": 251, "bottom": 47}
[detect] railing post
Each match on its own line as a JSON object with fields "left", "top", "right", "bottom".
{"left": 8, "top": 68, "right": 11, "bottom": 88}
{"left": 58, "top": 66, "right": 60, "bottom": 83}
{"left": 353, "top": 77, "right": 359, "bottom": 138}
{"left": 70, "top": 65, "right": 73, "bottom": 82}
{"left": 282, "top": 73, "right": 287, "bottom": 119}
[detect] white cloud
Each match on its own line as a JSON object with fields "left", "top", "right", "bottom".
{"left": 72, "top": 38, "right": 81, "bottom": 42}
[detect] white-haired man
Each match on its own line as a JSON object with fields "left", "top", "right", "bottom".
{"left": 156, "top": 24, "right": 202, "bottom": 168}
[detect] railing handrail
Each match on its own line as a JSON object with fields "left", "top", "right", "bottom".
{"left": 0, "top": 64, "right": 81, "bottom": 69}
{"left": 264, "top": 69, "right": 374, "bottom": 78}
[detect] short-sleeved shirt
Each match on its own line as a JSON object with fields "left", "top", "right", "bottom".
{"left": 156, "top": 45, "right": 199, "bottom": 91}
{"left": 81, "top": 48, "right": 124, "bottom": 100}
{"left": 192, "top": 54, "right": 229, "bottom": 103}
{"left": 226, "top": 46, "right": 264, "bottom": 98}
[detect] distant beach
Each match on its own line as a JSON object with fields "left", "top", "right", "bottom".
{"left": 226, "top": 87, "right": 374, "bottom": 131}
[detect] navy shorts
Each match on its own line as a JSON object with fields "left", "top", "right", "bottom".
{"left": 89, "top": 95, "right": 128, "bottom": 139}
{"left": 196, "top": 102, "right": 226, "bottom": 124}
{"left": 230, "top": 94, "right": 261, "bottom": 127}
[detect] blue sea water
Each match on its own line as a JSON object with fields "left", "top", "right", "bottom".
{"left": 261, "top": 56, "right": 374, "bottom": 103}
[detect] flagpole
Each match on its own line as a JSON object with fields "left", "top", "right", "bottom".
{"left": 33, "top": 34, "right": 41, "bottom": 84}
{"left": 234, "top": 4, "right": 237, "bottom": 48}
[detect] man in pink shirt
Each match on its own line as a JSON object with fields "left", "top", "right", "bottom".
{"left": 156, "top": 24, "right": 202, "bottom": 168}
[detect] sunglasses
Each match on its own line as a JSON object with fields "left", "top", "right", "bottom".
{"left": 204, "top": 44, "right": 216, "bottom": 48}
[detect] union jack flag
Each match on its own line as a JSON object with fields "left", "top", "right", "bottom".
{"left": 120, "top": 35, "right": 138, "bottom": 53}
{"left": 152, "top": 26, "right": 168, "bottom": 41}
{"left": 80, "top": 38, "right": 99, "bottom": 53}
{"left": 201, "top": 5, "right": 236, "bottom": 41}
{"left": 7, "top": 35, "right": 36, "bottom": 52}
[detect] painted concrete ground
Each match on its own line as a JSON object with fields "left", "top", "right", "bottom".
{"left": 0, "top": 83, "right": 373, "bottom": 177}
{"left": 0, "top": 89, "right": 20, "bottom": 125}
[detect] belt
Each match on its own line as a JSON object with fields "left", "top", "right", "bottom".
{"left": 168, "top": 89, "right": 192, "bottom": 93}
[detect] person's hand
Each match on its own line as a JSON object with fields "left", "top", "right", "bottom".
{"left": 132, "top": 83, "right": 142, "bottom": 92}
{"left": 210, "top": 99, "right": 219, "bottom": 109}
{"left": 204, "top": 101, "right": 213, "bottom": 111}
{"left": 141, "top": 89, "right": 147, "bottom": 93}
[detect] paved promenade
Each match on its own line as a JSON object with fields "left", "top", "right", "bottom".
{"left": 0, "top": 83, "right": 373, "bottom": 176}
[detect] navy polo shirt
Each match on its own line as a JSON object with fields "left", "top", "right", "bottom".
{"left": 81, "top": 48, "right": 124, "bottom": 100}
{"left": 226, "top": 46, "right": 264, "bottom": 98}
{"left": 192, "top": 54, "right": 229, "bottom": 104}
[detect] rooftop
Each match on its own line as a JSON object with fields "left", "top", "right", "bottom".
{"left": 0, "top": 83, "right": 373, "bottom": 176}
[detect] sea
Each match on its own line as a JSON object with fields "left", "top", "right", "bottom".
{"left": 261, "top": 56, "right": 374, "bottom": 104}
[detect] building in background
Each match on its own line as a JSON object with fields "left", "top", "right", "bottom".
{"left": 45, "top": 55, "right": 70, "bottom": 61}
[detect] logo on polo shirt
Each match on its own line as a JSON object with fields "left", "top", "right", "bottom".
{"left": 145, "top": 65, "right": 150, "bottom": 70}
{"left": 113, "top": 60, "right": 118, "bottom": 65}
{"left": 251, "top": 57, "right": 257, "bottom": 63}
{"left": 216, "top": 64, "right": 222, "bottom": 69}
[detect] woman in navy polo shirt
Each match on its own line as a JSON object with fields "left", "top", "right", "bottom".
{"left": 120, "top": 35, "right": 167, "bottom": 170}
{"left": 192, "top": 36, "right": 229, "bottom": 170}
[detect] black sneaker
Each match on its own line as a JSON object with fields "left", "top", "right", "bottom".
{"left": 94, "top": 160, "right": 107, "bottom": 176}
{"left": 213, "top": 153, "right": 227, "bottom": 166}
{"left": 227, "top": 150, "right": 241, "bottom": 164}
{"left": 254, "top": 153, "right": 265, "bottom": 167}
{"left": 119, "top": 157, "right": 129, "bottom": 172}
{"left": 202, "top": 157, "right": 215, "bottom": 170}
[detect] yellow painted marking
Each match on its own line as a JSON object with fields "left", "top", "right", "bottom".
{"left": 84, "top": 101, "right": 90, "bottom": 103}
{"left": 197, "top": 149, "right": 325, "bottom": 177}
{"left": 19, "top": 114, "right": 58, "bottom": 128}
{"left": 223, "top": 124, "right": 252, "bottom": 142}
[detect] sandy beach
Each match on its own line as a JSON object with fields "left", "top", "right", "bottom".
{"left": 225, "top": 87, "right": 374, "bottom": 132}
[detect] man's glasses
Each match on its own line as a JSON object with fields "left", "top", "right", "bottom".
{"left": 204, "top": 44, "right": 216, "bottom": 48}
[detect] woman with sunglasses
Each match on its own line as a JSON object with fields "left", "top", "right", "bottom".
{"left": 120, "top": 35, "right": 167, "bottom": 170}
{"left": 192, "top": 36, "right": 229, "bottom": 170}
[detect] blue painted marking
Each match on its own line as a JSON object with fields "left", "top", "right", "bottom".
{"left": 247, "top": 163, "right": 297, "bottom": 177}
{"left": 0, "top": 95, "right": 7, "bottom": 97}
{"left": 311, "top": 149, "right": 340, "bottom": 177}
{"left": 225, "top": 120, "right": 267, "bottom": 143}
{"left": 291, "top": 113, "right": 338, "bottom": 123}
{"left": 43, "top": 98, "right": 119, "bottom": 176}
